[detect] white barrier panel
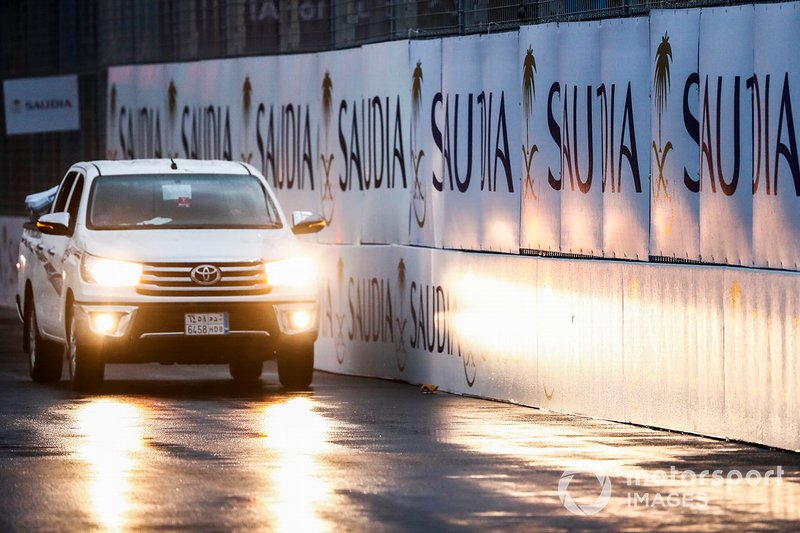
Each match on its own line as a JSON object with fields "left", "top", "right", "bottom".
{"left": 559, "top": 22, "right": 603, "bottom": 256}
{"left": 0, "top": 217, "right": 24, "bottom": 309}
{"left": 620, "top": 263, "right": 726, "bottom": 436}
{"left": 519, "top": 22, "right": 561, "bottom": 253}
{"left": 437, "top": 34, "right": 520, "bottom": 253}
{"left": 699, "top": 6, "right": 754, "bottom": 266}
{"left": 541, "top": 258, "right": 627, "bottom": 418}
{"left": 316, "top": 244, "right": 402, "bottom": 378}
{"left": 360, "top": 41, "right": 412, "bottom": 246}
{"left": 317, "top": 48, "right": 363, "bottom": 244}
{"left": 315, "top": 244, "right": 800, "bottom": 451}
{"left": 259, "top": 54, "right": 319, "bottom": 217}
{"left": 722, "top": 268, "right": 800, "bottom": 448}
{"left": 601, "top": 17, "right": 650, "bottom": 260}
{"left": 753, "top": 2, "right": 800, "bottom": 270}
{"left": 649, "top": 9, "right": 702, "bottom": 260}
{"left": 407, "top": 39, "right": 442, "bottom": 248}
{"left": 519, "top": 18, "right": 649, "bottom": 259}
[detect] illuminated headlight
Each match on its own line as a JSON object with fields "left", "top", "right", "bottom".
{"left": 81, "top": 254, "right": 143, "bottom": 287}
{"left": 264, "top": 257, "right": 316, "bottom": 287}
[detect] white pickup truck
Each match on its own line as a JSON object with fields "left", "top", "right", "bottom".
{"left": 16, "top": 159, "right": 325, "bottom": 391}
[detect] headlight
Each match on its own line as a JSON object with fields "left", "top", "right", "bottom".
{"left": 264, "top": 257, "right": 316, "bottom": 287}
{"left": 81, "top": 255, "right": 143, "bottom": 287}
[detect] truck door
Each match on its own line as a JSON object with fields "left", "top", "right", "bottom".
{"left": 36, "top": 171, "right": 83, "bottom": 339}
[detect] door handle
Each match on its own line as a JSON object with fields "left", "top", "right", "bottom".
{"left": 36, "top": 243, "right": 44, "bottom": 251}
{"left": 47, "top": 248, "right": 55, "bottom": 256}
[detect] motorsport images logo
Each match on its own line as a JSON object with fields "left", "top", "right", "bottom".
{"left": 557, "top": 469, "right": 612, "bottom": 516}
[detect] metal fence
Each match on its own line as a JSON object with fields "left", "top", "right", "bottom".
{"left": 0, "top": 0, "right": 758, "bottom": 215}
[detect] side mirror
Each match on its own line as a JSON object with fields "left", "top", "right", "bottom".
{"left": 291, "top": 211, "right": 326, "bottom": 235}
{"left": 36, "top": 212, "right": 71, "bottom": 236}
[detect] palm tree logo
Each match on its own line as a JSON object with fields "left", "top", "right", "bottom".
{"left": 395, "top": 258, "right": 408, "bottom": 370}
{"left": 107, "top": 85, "right": 118, "bottom": 159}
{"left": 322, "top": 71, "right": 333, "bottom": 130}
{"left": 240, "top": 76, "right": 253, "bottom": 163}
{"left": 320, "top": 71, "right": 335, "bottom": 224}
{"left": 463, "top": 349, "right": 478, "bottom": 387}
{"left": 110, "top": 84, "right": 117, "bottom": 125}
{"left": 334, "top": 256, "right": 346, "bottom": 363}
{"left": 522, "top": 48, "right": 539, "bottom": 201}
{"left": 652, "top": 33, "right": 674, "bottom": 233}
{"left": 167, "top": 80, "right": 179, "bottom": 158}
{"left": 411, "top": 61, "right": 426, "bottom": 227}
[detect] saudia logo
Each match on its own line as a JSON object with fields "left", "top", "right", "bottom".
{"left": 255, "top": 78, "right": 317, "bottom": 193}
{"left": 320, "top": 256, "right": 480, "bottom": 386}
{"left": 114, "top": 78, "right": 233, "bottom": 161}
{"left": 336, "top": 82, "right": 409, "bottom": 194}
{"left": 547, "top": 81, "right": 643, "bottom": 195}
{"left": 748, "top": 72, "right": 800, "bottom": 197}
{"left": 651, "top": 36, "right": 799, "bottom": 199}
{"left": 699, "top": 72, "right": 799, "bottom": 197}
{"left": 22, "top": 98, "right": 73, "bottom": 111}
{"left": 431, "top": 87, "right": 514, "bottom": 194}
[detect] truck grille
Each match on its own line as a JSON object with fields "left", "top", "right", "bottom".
{"left": 136, "top": 261, "right": 269, "bottom": 297}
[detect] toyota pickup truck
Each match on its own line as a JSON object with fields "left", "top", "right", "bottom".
{"left": 16, "top": 159, "right": 325, "bottom": 391}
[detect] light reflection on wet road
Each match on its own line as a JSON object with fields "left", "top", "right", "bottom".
{"left": 0, "top": 310, "right": 799, "bottom": 532}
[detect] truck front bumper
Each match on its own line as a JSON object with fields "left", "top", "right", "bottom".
{"left": 72, "top": 300, "right": 318, "bottom": 363}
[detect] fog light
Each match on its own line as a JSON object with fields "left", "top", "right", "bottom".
{"left": 274, "top": 304, "right": 316, "bottom": 335}
{"left": 91, "top": 312, "right": 119, "bottom": 335}
{"left": 290, "top": 310, "right": 311, "bottom": 330}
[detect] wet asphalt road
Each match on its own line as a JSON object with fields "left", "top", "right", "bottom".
{"left": 1, "top": 308, "right": 799, "bottom": 532}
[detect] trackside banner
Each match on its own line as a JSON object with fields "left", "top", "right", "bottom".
{"left": 107, "top": 2, "right": 800, "bottom": 270}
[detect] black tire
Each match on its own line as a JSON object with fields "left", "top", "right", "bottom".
{"left": 229, "top": 358, "right": 263, "bottom": 383}
{"left": 26, "top": 303, "right": 63, "bottom": 383}
{"left": 277, "top": 343, "right": 314, "bottom": 390}
{"left": 67, "top": 318, "right": 104, "bottom": 392}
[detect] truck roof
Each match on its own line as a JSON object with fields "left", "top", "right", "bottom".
{"left": 76, "top": 159, "right": 254, "bottom": 177}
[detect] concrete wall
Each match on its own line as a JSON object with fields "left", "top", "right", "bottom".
{"left": 314, "top": 244, "right": 800, "bottom": 451}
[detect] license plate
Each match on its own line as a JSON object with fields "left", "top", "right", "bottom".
{"left": 184, "top": 312, "right": 229, "bottom": 336}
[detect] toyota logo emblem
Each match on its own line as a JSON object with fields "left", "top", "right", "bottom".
{"left": 190, "top": 264, "right": 222, "bottom": 286}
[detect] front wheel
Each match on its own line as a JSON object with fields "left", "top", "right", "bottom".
{"left": 67, "top": 318, "right": 104, "bottom": 392}
{"left": 277, "top": 343, "right": 314, "bottom": 390}
{"left": 26, "top": 303, "right": 62, "bottom": 383}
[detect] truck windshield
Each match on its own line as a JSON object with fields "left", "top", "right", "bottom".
{"left": 87, "top": 174, "right": 283, "bottom": 230}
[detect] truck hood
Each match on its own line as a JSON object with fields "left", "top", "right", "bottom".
{"left": 78, "top": 227, "right": 302, "bottom": 263}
